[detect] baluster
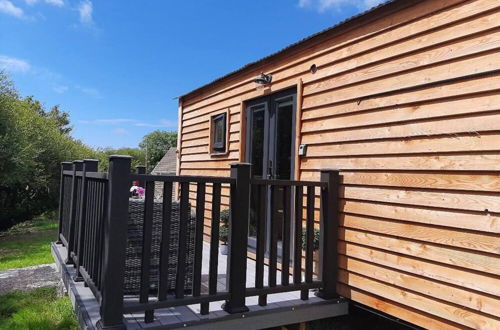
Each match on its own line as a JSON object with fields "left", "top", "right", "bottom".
{"left": 294, "top": 185, "right": 303, "bottom": 286}
{"left": 140, "top": 181, "right": 155, "bottom": 323}
{"left": 269, "top": 185, "right": 279, "bottom": 288}
{"left": 303, "top": 186, "right": 315, "bottom": 300}
{"left": 201, "top": 182, "right": 221, "bottom": 315}
{"left": 158, "top": 181, "right": 173, "bottom": 301}
{"left": 256, "top": 184, "right": 267, "bottom": 306}
{"left": 193, "top": 183, "right": 206, "bottom": 303}
{"left": 281, "top": 185, "right": 291, "bottom": 286}
{"left": 175, "top": 182, "right": 190, "bottom": 298}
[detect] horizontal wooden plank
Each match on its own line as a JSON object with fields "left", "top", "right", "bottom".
{"left": 302, "top": 92, "right": 500, "bottom": 133}
{"left": 299, "top": 170, "right": 500, "bottom": 193}
{"left": 302, "top": 50, "right": 499, "bottom": 109}
{"left": 302, "top": 73, "right": 500, "bottom": 120}
{"left": 341, "top": 229, "right": 500, "bottom": 283}
{"left": 304, "top": 25, "right": 500, "bottom": 96}
{"left": 182, "top": 0, "right": 493, "bottom": 114}
{"left": 341, "top": 213, "right": 500, "bottom": 254}
{"left": 338, "top": 270, "right": 500, "bottom": 329}
{"left": 341, "top": 199, "right": 500, "bottom": 233}
{"left": 181, "top": 151, "right": 240, "bottom": 162}
{"left": 183, "top": 109, "right": 240, "bottom": 132}
{"left": 341, "top": 171, "right": 500, "bottom": 192}
{"left": 341, "top": 185, "right": 500, "bottom": 213}
{"left": 339, "top": 255, "right": 500, "bottom": 316}
{"left": 182, "top": 112, "right": 240, "bottom": 134}
{"left": 179, "top": 169, "right": 230, "bottom": 177}
{"left": 337, "top": 284, "right": 463, "bottom": 330}
{"left": 301, "top": 153, "right": 500, "bottom": 172}
{"left": 301, "top": 109, "right": 500, "bottom": 144}
{"left": 305, "top": 133, "right": 500, "bottom": 157}
{"left": 181, "top": 161, "right": 239, "bottom": 170}
{"left": 302, "top": 10, "right": 500, "bottom": 87}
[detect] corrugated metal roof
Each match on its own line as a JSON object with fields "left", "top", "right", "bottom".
{"left": 179, "top": 0, "right": 402, "bottom": 99}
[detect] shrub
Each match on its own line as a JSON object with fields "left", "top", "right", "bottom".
{"left": 218, "top": 209, "right": 230, "bottom": 244}
{"left": 301, "top": 227, "right": 320, "bottom": 251}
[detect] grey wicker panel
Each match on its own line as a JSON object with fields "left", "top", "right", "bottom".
{"left": 124, "top": 199, "right": 195, "bottom": 295}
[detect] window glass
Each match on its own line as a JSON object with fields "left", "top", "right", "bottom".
{"left": 275, "top": 103, "right": 292, "bottom": 180}
{"left": 212, "top": 113, "right": 226, "bottom": 152}
{"left": 250, "top": 108, "right": 265, "bottom": 177}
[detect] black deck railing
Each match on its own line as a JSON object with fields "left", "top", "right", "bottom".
{"left": 57, "top": 155, "right": 339, "bottom": 329}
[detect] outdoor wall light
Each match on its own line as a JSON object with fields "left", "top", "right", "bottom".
{"left": 254, "top": 72, "right": 273, "bottom": 85}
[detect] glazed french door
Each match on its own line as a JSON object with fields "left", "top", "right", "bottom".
{"left": 245, "top": 87, "right": 297, "bottom": 251}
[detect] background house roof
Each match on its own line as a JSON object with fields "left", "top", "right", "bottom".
{"left": 151, "top": 147, "right": 177, "bottom": 175}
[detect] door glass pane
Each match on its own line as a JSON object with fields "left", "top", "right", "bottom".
{"left": 250, "top": 108, "right": 265, "bottom": 178}
{"left": 275, "top": 103, "right": 293, "bottom": 180}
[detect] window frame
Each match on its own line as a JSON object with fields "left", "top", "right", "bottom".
{"left": 209, "top": 110, "right": 229, "bottom": 156}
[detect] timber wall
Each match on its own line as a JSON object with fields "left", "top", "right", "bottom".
{"left": 177, "top": 0, "right": 500, "bottom": 328}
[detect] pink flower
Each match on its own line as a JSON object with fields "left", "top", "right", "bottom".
{"left": 136, "top": 187, "right": 145, "bottom": 196}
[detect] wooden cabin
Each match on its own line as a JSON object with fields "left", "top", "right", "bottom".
{"left": 176, "top": 0, "right": 500, "bottom": 328}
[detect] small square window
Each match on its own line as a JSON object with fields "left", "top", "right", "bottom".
{"left": 211, "top": 113, "right": 226, "bottom": 153}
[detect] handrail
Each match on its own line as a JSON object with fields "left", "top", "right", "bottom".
{"left": 250, "top": 178, "right": 327, "bottom": 187}
{"left": 129, "top": 173, "right": 235, "bottom": 184}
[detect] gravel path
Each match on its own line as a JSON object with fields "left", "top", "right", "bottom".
{"left": 0, "top": 263, "right": 60, "bottom": 295}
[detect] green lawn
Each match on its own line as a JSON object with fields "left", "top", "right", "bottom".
{"left": 0, "top": 229, "right": 57, "bottom": 271}
{"left": 0, "top": 287, "right": 78, "bottom": 330}
{"left": 0, "top": 217, "right": 78, "bottom": 329}
{"left": 0, "top": 213, "right": 59, "bottom": 270}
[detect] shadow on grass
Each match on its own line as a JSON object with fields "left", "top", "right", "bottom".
{"left": 0, "top": 287, "right": 77, "bottom": 330}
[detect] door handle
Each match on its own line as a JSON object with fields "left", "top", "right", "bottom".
{"left": 267, "top": 160, "right": 273, "bottom": 179}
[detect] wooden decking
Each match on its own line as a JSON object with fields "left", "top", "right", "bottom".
{"left": 52, "top": 242, "right": 347, "bottom": 329}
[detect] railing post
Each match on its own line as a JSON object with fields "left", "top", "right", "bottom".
{"left": 224, "top": 163, "right": 251, "bottom": 314}
{"left": 74, "top": 159, "right": 99, "bottom": 281}
{"left": 135, "top": 165, "right": 146, "bottom": 187}
{"left": 97, "top": 155, "right": 131, "bottom": 330}
{"left": 316, "top": 169, "right": 340, "bottom": 299}
{"left": 66, "top": 160, "right": 83, "bottom": 264}
{"left": 57, "top": 161, "right": 73, "bottom": 244}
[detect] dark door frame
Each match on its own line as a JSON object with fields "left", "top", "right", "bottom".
{"left": 244, "top": 87, "right": 297, "bottom": 254}
{"left": 244, "top": 87, "right": 297, "bottom": 180}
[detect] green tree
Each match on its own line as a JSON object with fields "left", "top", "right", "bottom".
{"left": 94, "top": 147, "right": 145, "bottom": 172}
{"left": 0, "top": 72, "right": 94, "bottom": 230}
{"left": 139, "top": 130, "right": 177, "bottom": 172}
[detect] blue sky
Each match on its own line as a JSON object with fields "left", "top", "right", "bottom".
{"left": 0, "top": 0, "right": 383, "bottom": 148}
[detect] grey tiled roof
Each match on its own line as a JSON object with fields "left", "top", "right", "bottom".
{"left": 151, "top": 147, "right": 177, "bottom": 175}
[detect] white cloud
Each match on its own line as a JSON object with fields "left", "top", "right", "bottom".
{"left": 134, "top": 119, "right": 177, "bottom": 128}
{"left": 53, "top": 85, "right": 68, "bottom": 93}
{"left": 0, "top": 55, "right": 30, "bottom": 73}
{"left": 23, "top": 0, "right": 64, "bottom": 6}
{"left": 112, "top": 128, "right": 129, "bottom": 135}
{"left": 78, "top": 0, "right": 92, "bottom": 24}
{"left": 0, "top": 0, "right": 24, "bottom": 18}
{"left": 298, "top": 0, "right": 385, "bottom": 12}
{"left": 77, "top": 86, "right": 101, "bottom": 98}
{"left": 45, "top": 0, "right": 64, "bottom": 6}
